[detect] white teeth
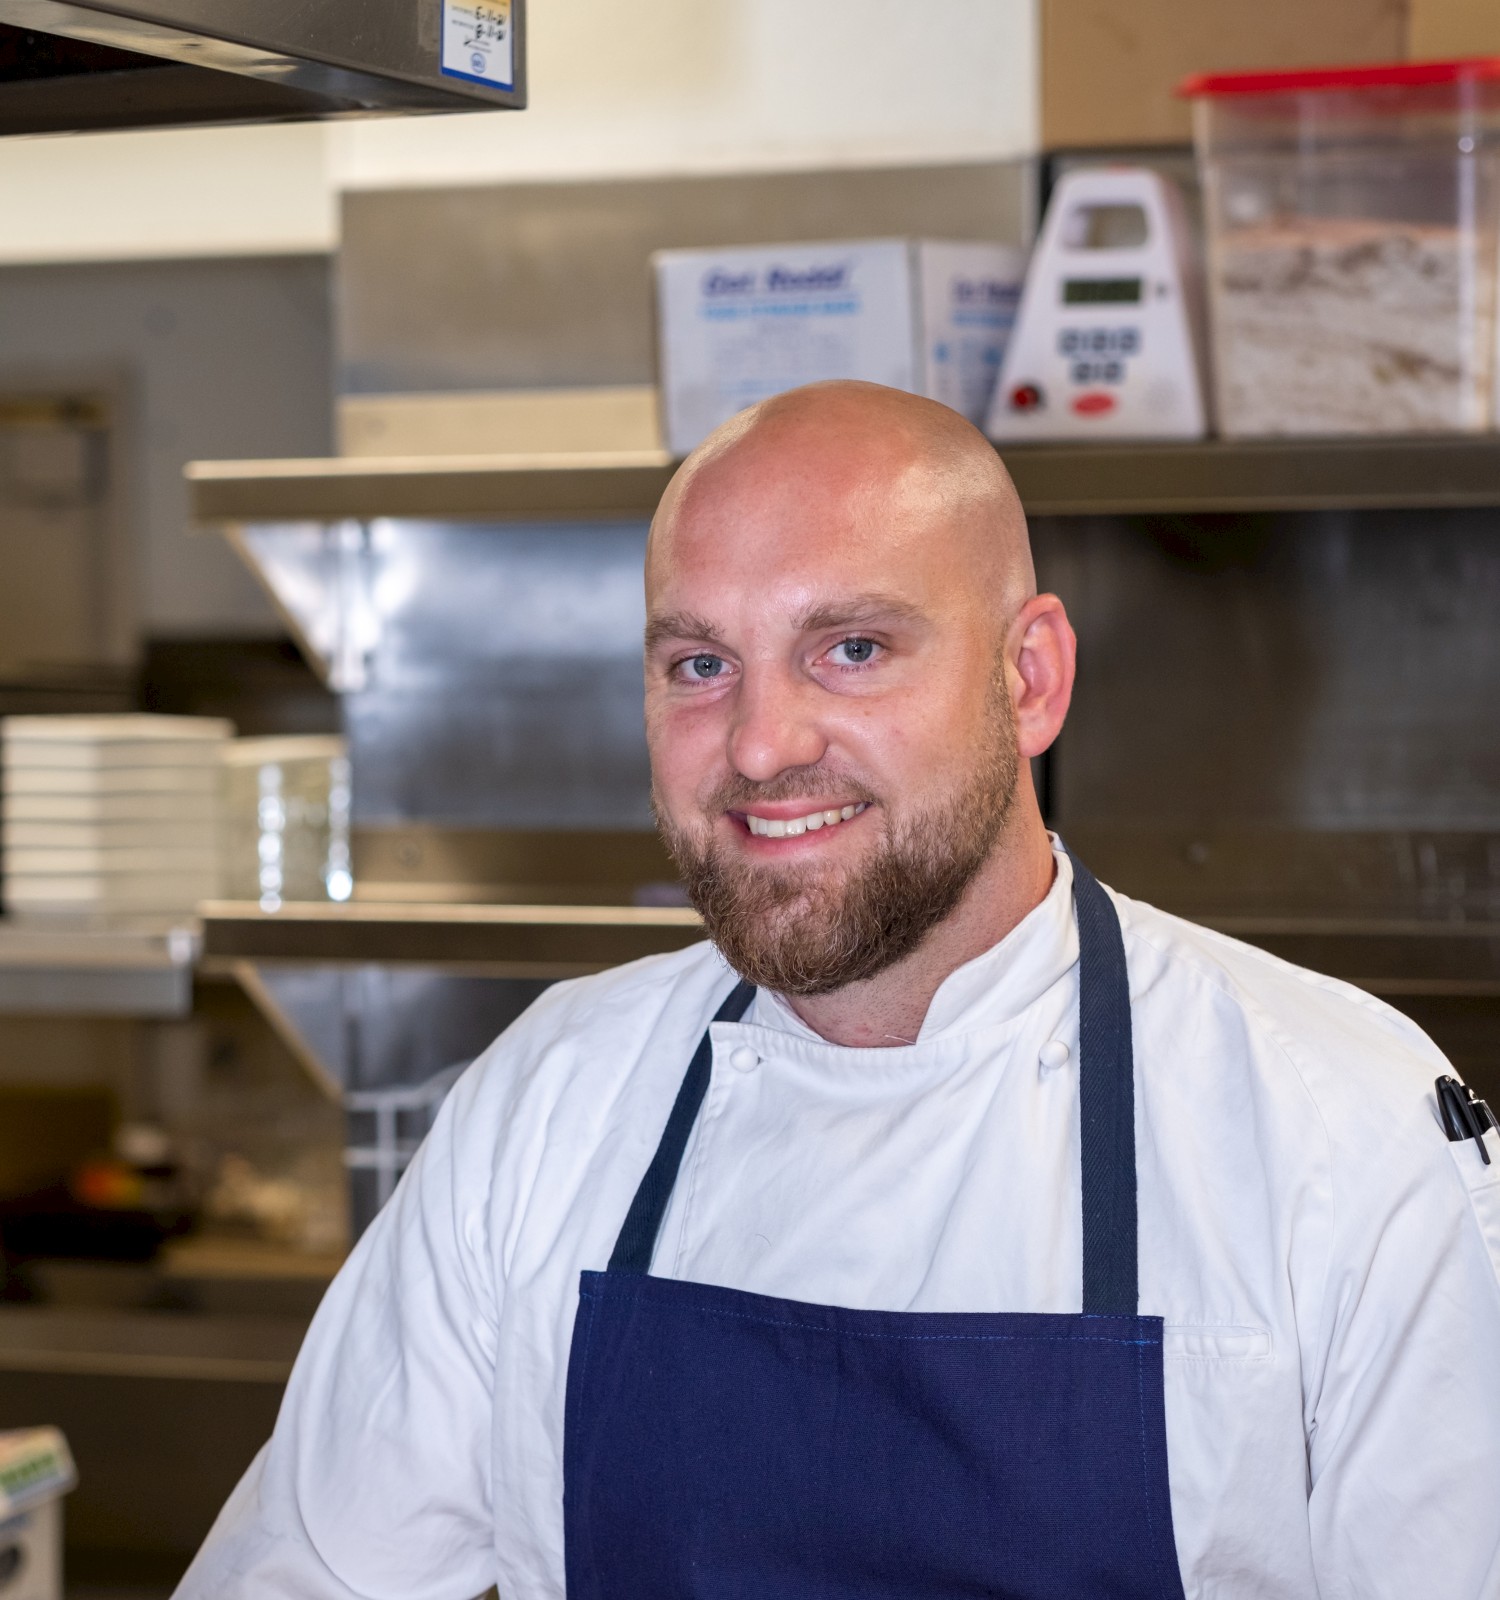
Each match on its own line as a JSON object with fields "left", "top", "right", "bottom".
{"left": 745, "top": 802, "right": 868, "bottom": 837}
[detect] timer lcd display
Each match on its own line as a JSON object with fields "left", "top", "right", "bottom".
{"left": 1062, "top": 278, "right": 1143, "bottom": 305}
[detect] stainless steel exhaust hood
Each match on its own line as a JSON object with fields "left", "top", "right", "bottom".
{"left": 0, "top": 0, "right": 524, "bottom": 134}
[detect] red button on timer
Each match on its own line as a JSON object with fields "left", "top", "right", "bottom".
{"left": 1072, "top": 391, "right": 1116, "bottom": 416}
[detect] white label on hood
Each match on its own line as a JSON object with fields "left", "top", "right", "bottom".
{"left": 441, "top": 0, "right": 514, "bottom": 91}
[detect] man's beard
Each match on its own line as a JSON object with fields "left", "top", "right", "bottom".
{"left": 655, "top": 689, "right": 1021, "bottom": 997}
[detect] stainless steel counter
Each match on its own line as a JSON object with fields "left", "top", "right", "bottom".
{"left": 0, "top": 1304, "right": 301, "bottom": 1384}
{"left": 0, "top": 924, "right": 198, "bottom": 1016}
{"left": 0, "top": 1244, "right": 336, "bottom": 1583}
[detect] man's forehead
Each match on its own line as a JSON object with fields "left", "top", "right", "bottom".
{"left": 646, "top": 501, "right": 960, "bottom": 629}
{"left": 649, "top": 449, "right": 962, "bottom": 595}
{"left": 665, "top": 420, "right": 935, "bottom": 529}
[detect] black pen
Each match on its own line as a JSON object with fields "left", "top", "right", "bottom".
{"left": 1436, "top": 1076, "right": 1497, "bottom": 1166}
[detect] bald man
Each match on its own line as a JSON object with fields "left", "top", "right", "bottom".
{"left": 180, "top": 382, "right": 1500, "bottom": 1600}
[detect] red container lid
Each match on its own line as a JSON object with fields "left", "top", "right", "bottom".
{"left": 1178, "top": 57, "right": 1500, "bottom": 98}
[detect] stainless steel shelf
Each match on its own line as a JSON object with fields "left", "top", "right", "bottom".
{"left": 0, "top": 923, "right": 198, "bottom": 1016}
{"left": 1004, "top": 434, "right": 1500, "bottom": 514}
{"left": 200, "top": 899, "right": 705, "bottom": 972}
{"left": 188, "top": 450, "right": 677, "bottom": 523}
{"left": 350, "top": 824, "right": 680, "bottom": 905}
{"left": 1067, "top": 826, "right": 1500, "bottom": 921}
{"left": 195, "top": 894, "right": 1500, "bottom": 998}
{"left": 1201, "top": 918, "right": 1500, "bottom": 997}
{"left": 1073, "top": 826, "right": 1500, "bottom": 998}
{"left": 188, "top": 435, "right": 1500, "bottom": 522}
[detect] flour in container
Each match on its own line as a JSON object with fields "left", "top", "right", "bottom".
{"left": 1208, "top": 217, "right": 1497, "bottom": 435}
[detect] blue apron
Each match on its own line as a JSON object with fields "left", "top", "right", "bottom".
{"left": 564, "top": 854, "right": 1188, "bottom": 1599}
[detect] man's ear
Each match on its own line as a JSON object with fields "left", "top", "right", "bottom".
{"left": 1008, "top": 595, "right": 1076, "bottom": 760}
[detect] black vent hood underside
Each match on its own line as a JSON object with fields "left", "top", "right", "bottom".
{"left": 0, "top": 0, "right": 524, "bottom": 134}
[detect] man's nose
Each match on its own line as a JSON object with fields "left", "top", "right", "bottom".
{"left": 727, "top": 664, "right": 827, "bottom": 782}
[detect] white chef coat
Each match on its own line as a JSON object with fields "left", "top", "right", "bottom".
{"left": 177, "top": 840, "right": 1500, "bottom": 1600}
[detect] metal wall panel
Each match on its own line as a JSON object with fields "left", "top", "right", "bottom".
{"left": 231, "top": 517, "right": 653, "bottom": 827}
{"left": 340, "top": 519, "right": 652, "bottom": 827}
{"left": 1038, "top": 507, "right": 1500, "bottom": 831}
{"left": 0, "top": 254, "right": 334, "bottom": 635}
{"left": 337, "top": 162, "right": 1034, "bottom": 394}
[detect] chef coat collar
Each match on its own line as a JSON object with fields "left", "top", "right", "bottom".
{"left": 749, "top": 835, "right": 1078, "bottom": 1045}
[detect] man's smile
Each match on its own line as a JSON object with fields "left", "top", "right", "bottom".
{"left": 732, "top": 801, "right": 871, "bottom": 838}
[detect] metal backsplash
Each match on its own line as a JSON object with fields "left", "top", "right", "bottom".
{"left": 235, "top": 502, "right": 1500, "bottom": 852}
{"left": 238, "top": 517, "right": 653, "bottom": 828}
{"left": 242, "top": 963, "right": 551, "bottom": 1228}
{"left": 1039, "top": 507, "right": 1500, "bottom": 833}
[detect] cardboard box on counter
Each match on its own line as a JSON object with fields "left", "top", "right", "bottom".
{"left": 1041, "top": 0, "right": 1406, "bottom": 148}
{"left": 654, "top": 239, "right": 1025, "bottom": 457}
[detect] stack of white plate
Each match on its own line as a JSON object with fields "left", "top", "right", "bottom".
{"left": 1, "top": 715, "right": 232, "bottom": 923}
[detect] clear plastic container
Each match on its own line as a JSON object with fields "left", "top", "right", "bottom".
{"left": 1182, "top": 59, "right": 1500, "bottom": 436}
{"left": 220, "top": 736, "right": 351, "bottom": 910}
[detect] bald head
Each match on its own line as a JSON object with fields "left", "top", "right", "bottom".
{"left": 648, "top": 381, "right": 1035, "bottom": 627}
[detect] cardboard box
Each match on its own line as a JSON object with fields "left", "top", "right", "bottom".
{"left": 654, "top": 239, "right": 1025, "bottom": 457}
{"left": 1041, "top": 0, "right": 1407, "bottom": 148}
{"left": 1408, "top": 0, "right": 1500, "bottom": 58}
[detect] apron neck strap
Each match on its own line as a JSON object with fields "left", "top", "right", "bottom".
{"left": 608, "top": 850, "right": 1139, "bottom": 1315}
{"left": 609, "top": 978, "right": 756, "bottom": 1273}
{"left": 1069, "top": 848, "right": 1140, "bottom": 1316}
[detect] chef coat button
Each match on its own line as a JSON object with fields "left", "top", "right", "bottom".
{"left": 1038, "top": 1039, "right": 1070, "bottom": 1070}
{"left": 728, "top": 1045, "right": 760, "bottom": 1073}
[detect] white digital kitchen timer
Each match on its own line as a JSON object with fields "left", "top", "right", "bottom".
{"left": 986, "top": 167, "right": 1208, "bottom": 441}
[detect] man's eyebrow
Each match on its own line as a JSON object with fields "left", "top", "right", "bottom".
{"left": 644, "top": 611, "right": 725, "bottom": 654}
{"left": 794, "top": 594, "right": 931, "bottom": 633}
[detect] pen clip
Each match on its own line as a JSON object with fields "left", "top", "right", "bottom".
{"left": 1436, "top": 1075, "right": 1496, "bottom": 1166}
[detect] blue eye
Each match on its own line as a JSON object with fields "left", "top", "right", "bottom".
{"left": 829, "top": 638, "right": 878, "bottom": 665}
{"left": 684, "top": 654, "right": 724, "bottom": 680}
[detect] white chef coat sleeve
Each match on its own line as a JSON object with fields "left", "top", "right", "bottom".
{"left": 173, "top": 1056, "right": 502, "bottom": 1600}
{"left": 1301, "top": 1013, "right": 1500, "bottom": 1600}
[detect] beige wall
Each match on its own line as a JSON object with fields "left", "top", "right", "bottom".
{"left": 329, "top": 0, "right": 1037, "bottom": 188}
{"left": 0, "top": 124, "right": 333, "bottom": 265}
{"left": 0, "top": 0, "right": 1038, "bottom": 265}
{"left": 3, "top": 0, "right": 1495, "bottom": 262}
